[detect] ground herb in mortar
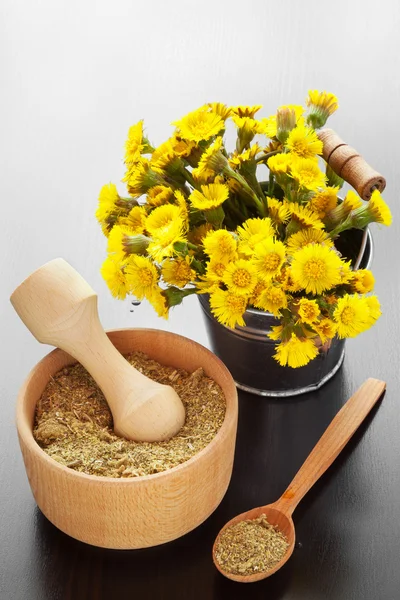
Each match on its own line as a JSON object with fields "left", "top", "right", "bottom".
{"left": 33, "top": 351, "right": 226, "bottom": 477}
{"left": 214, "top": 514, "right": 289, "bottom": 575}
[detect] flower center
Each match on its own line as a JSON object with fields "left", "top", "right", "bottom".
{"left": 263, "top": 252, "right": 281, "bottom": 272}
{"left": 340, "top": 306, "right": 355, "bottom": 325}
{"left": 302, "top": 306, "right": 317, "bottom": 319}
{"left": 227, "top": 295, "right": 247, "bottom": 313}
{"left": 212, "top": 262, "right": 226, "bottom": 277}
{"left": 292, "top": 141, "right": 308, "bottom": 157}
{"left": 303, "top": 258, "right": 326, "bottom": 280}
{"left": 142, "top": 269, "right": 155, "bottom": 286}
{"left": 266, "top": 288, "right": 283, "bottom": 303}
{"left": 232, "top": 268, "right": 252, "bottom": 288}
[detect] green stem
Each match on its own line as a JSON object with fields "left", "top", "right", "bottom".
{"left": 187, "top": 241, "right": 200, "bottom": 251}
{"left": 182, "top": 168, "right": 200, "bottom": 190}
{"left": 225, "top": 166, "right": 266, "bottom": 217}
{"left": 268, "top": 171, "right": 275, "bottom": 196}
{"left": 256, "top": 150, "right": 280, "bottom": 164}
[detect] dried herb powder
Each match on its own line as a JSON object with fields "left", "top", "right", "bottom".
{"left": 33, "top": 351, "right": 226, "bottom": 477}
{"left": 214, "top": 514, "right": 289, "bottom": 575}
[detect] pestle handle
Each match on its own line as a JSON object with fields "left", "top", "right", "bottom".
{"left": 10, "top": 259, "right": 185, "bottom": 442}
{"left": 318, "top": 128, "right": 386, "bottom": 200}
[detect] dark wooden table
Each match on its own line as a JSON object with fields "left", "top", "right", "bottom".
{"left": 2, "top": 1, "right": 400, "bottom": 599}
{"left": 2, "top": 351, "right": 400, "bottom": 600}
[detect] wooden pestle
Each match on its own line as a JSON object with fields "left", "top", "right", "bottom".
{"left": 318, "top": 128, "right": 386, "bottom": 200}
{"left": 10, "top": 258, "right": 186, "bottom": 442}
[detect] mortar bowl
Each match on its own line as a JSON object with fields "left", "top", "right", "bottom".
{"left": 16, "top": 328, "right": 238, "bottom": 549}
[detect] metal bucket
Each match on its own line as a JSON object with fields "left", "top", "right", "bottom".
{"left": 199, "top": 229, "right": 373, "bottom": 397}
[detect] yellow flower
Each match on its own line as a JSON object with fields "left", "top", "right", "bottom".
{"left": 297, "top": 298, "right": 321, "bottom": 324}
{"left": 274, "top": 334, "right": 319, "bottom": 368}
{"left": 279, "top": 268, "right": 303, "bottom": 293}
{"left": 260, "top": 115, "right": 277, "bottom": 138}
{"left": 252, "top": 238, "right": 286, "bottom": 279}
{"left": 150, "top": 140, "right": 178, "bottom": 172}
{"left": 285, "top": 202, "right": 325, "bottom": 229}
{"left": 231, "top": 105, "right": 263, "bottom": 119}
{"left": 306, "top": 90, "right": 338, "bottom": 128}
{"left": 203, "top": 229, "right": 237, "bottom": 262}
{"left": 162, "top": 257, "right": 195, "bottom": 288}
{"left": 192, "top": 137, "right": 226, "bottom": 181}
{"left": 365, "top": 295, "right": 382, "bottom": 325}
{"left": 96, "top": 183, "right": 120, "bottom": 222}
{"left": 189, "top": 183, "right": 229, "bottom": 211}
{"left": 170, "top": 135, "right": 196, "bottom": 158}
{"left": 339, "top": 260, "right": 354, "bottom": 285}
{"left": 146, "top": 204, "right": 182, "bottom": 235}
{"left": 314, "top": 318, "right": 337, "bottom": 343}
{"left": 207, "top": 102, "right": 232, "bottom": 121}
{"left": 125, "top": 255, "right": 160, "bottom": 300}
{"left": 107, "top": 225, "right": 141, "bottom": 260}
{"left": 206, "top": 257, "right": 230, "bottom": 280}
{"left": 267, "top": 197, "right": 291, "bottom": 225}
{"left": 119, "top": 206, "right": 147, "bottom": 233}
{"left": 100, "top": 257, "right": 128, "bottom": 300}
{"left": 125, "top": 121, "right": 144, "bottom": 165}
{"left": 286, "top": 228, "right": 333, "bottom": 254}
{"left": 280, "top": 104, "right": 304, "bottom": 120}
{"left": 228, "top": 143, "right": 262, "bottom": 169}
{"left": 237, "top": 217, "right": 275, "bottom": 256}
{"left": 146, "top": 185, "right": 174, "bottom": 207}
{"left": 291, "top": 244, "right": 343, "bottom": 294}
{"left": 250, "top": 278, "right": 268, "bottom": 305}
{"left": 290, "top": 156, "right": 327, "bottom": 191}
{"left": 147, "top": 219, "right": 187, "bottom": 262}
{"left": 254, "top": 284, "right": 287, "bottom": 316}
{"left": 286, "top": 122, "right": 323, "bottom": 158}
{"left": 267, "top": 325, "right": 284, "bottom": 341}
{"left": 209, "top": 289, "right": 247, "bottom": 328}
{"left": 324, "top": 190, "right": 363, "bottom": 227}
{"left": 148, "top": 287, "right": 169, "bottom": 319}
{"left": 188, "top": 223, "right": 213, "bottom": 245}
{"left": 267, "top": 153, "right": 292, "bottom": 174}
{"left": 173, "top": 108, "right": 224, "bottom": 142}
{"left": 333, "top": 294, "right": 372, "bottom": 338}
{"left": 172, "top": 189, "right": 189, "bottom": 225}
{"left": 126, "top": 158, "right": 163, "bottom": 194}
{"left": 367, "top": 189, "right": 392, "bottom": 226}
{"left": 223, "top": 259, "right": 257, "bottom": 296}
{"left": 231, "top": 115, "right": 263, "bottom": 135}
{"left": 196, "top": 278, "right": 221, "bottom": 294}
{"left": 344, "top": 190, "right": 363, "bottom": 211}
{"left": 308, "top": 186, "right": 339, "bottom": 217}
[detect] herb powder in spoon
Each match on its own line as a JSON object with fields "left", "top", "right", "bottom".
{"left": 215, "top": 514, "right": 289, "bottom": 575}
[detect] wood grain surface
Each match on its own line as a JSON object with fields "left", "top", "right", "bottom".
{"left": 2, "top": 0, "right": 400, "bottom": 598}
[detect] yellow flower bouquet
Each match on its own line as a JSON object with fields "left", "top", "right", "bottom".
{"left": 96, "top": 91, "right": 391, "bottom": 371}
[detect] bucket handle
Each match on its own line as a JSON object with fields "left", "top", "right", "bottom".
{"left": 318, "top": 128, "right": 386, "bottom": 201}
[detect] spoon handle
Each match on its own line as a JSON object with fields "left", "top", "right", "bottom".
{"left": 275, "top": 378, "right": 386, "bottom": 515}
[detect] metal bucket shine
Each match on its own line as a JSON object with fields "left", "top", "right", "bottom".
{"left": 199, "top": 229, "right": 373, "bottom": 397}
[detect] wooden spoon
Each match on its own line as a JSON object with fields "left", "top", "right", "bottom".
{"left": 10, "top": 258, "right": 186, "bottom": 442}
{"left": 213, "top": 378, "right": 386, "bottom": 582}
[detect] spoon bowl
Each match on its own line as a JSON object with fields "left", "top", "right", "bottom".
{"left": 213, "top": 503, "right": 295, "bottom": 582}
{"left": 213, "top": 378, "right": 386, "bottom": 583}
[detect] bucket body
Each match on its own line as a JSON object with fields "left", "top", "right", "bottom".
{"left": 199, "top": 229, "right": 373, "bottom": 397}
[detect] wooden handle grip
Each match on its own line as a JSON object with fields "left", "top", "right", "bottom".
{"left": 277, "top": 378, "right": 386, "bottom": 515}
{"left": 318, "top": 128, "right": 386, "bottom": 200}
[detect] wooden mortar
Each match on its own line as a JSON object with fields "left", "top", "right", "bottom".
{"left": 16, "top": 328, "right": 238, "bottom": 549}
